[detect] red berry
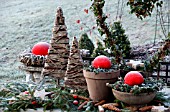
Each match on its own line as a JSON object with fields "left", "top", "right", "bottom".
{"left": 73, "top": 94, "right": 78, "bottom": 99}
{"left": 31, "top": 101, "right": 37, "bottom": 105}
{"left": 124, "top": 71, "right": 144, "bottom": 86}
{"left": 92, "top": 55, "right": 111, "bottom": 69}
{"left": 32, "top": 42, "right": 50, "bottom": 56}
{"left": 23, "top": 91, "right": 29, "bottom": 94}
{"left": 84, "top": 9, "right": 88, "bottom": 14}
{"left": 76, "top": 20, "right": 80, "bottom": 24}
{"left": 73, "top": 100, "right": 79, "bottom": 105}
{"left": 90, "top": 31, "right": 92, "bottom": 35}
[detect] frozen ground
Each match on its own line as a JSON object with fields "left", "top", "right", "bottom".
{"left": 0, "top": 0, "right": 165, "bottom": 82}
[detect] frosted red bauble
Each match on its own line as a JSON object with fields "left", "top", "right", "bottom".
{"left": 32, "top": 42, "right": 50, "bottom": 56}
{"left": 92, "top": 55, "right": 111, "bottom": 69}
{"left": 124, "top": 71, "right": 144, "bottom": 86}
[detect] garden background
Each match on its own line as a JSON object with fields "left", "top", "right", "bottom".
{"left": 0, "top": 0, "right": 166, "bottom": 83}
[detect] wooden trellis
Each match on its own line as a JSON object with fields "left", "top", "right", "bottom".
{"left": 161, "top": 0, "right": 170, "bottom": 36}
{"left": 154, "top": 0, "right": 170, "bottom": 45}
{"left": 152, "top": 61, "right": 170, "bottom": 85}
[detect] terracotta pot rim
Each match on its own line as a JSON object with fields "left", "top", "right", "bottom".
{"left": 83, "top": 69, "right": 119, "bottom": 73}
{"left": 112, "top": 89, "right": 156, "bottom": 96}
{"left": 83, "top": 69, "right": 120, "bottom": 79}
{"left": 112, "top": 89, "right": 157, "bottom": 105}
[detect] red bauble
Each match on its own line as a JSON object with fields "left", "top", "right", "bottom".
{"left": 124, "top": 71, "right": 144, "bottom": 86}
{"left": 73, "top": 94, "right": 78, "bottom": 99}
{"left": 92, "top": 55, "right": 111, "bottom": 69}
{"left": 31, "top": 101, "right": 37, "bottom": 105}
{"left": 84, "top": 9, "right": 88, "bottom": 14}
{"left": 23, "top": 91, "right": 29, "bottom": 94}
{"left": 76, "top": 20, "right": 80, "bottom": 24}
{"left": 32, "top": 42, "right": 50, "bottom": 56}
{"left": 73, "top": 100, "right": 79, "bottom": 105}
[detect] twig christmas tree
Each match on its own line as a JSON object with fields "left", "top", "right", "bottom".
{"left": 41, "top": 7, "right": 70, "bottom": 79}
{"left": 64, "top": 37, "right": 87, "bottom": 89}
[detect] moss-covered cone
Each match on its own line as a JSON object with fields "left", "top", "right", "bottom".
{"left": 78, "top": 33, "right": 94, "bottom": 56}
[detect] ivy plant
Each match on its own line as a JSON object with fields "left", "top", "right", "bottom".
{"left": 127, "top": 0, "right": 163, "bottom": 20}
{"left": 90, "top": 0, "right": 131, "bottom": 64}
{"left": 144, "top": 32, "right": 170, "bottom": 72}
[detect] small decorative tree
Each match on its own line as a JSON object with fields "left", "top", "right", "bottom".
{"left": 110, "top": 22, "right": 131, "bottom": 59}
{"left": 42, "top": 7, "right": 70, "bottom": 80}
{"left": 78, "top": 33, "right": 94, "bottom": 56}
{"left": 92, "top": 39, "right": 109, "bottom": 57}
{"left": 65, "top": 37, "right": 87, "bottom": 89}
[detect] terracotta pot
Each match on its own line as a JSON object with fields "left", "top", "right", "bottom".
{"left": 83, "top": 70, "right": 120, "bottom": 102}
{"left": 112, "top": 89, "right": 156, "bottom": 105}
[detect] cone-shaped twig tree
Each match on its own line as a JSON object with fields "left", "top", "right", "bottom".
{"left": 41, "top": 7, "right": 70, "bottom": 80}
{"left": 64, "top": 37, "right": 87, "bottom": 89}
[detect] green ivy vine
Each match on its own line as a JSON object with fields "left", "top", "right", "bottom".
{"left": 144, "top": 33, "right": 170, "bottom": 72}
{"left": 127, "top": 0, "right": 163, "bottom": 20}
{"left": 90, "top": 0, "right": 131, "bottom": 64}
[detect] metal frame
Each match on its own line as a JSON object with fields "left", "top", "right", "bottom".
{"left": 161, "top": 0, "right": 170, "bottom": 36}
{"left": 154, "top": 61, "right": 170, "bottom": 84}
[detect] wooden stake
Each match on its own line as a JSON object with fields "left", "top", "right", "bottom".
{"left": 139, "top": 106, "right": 153, "bottom": 112}
{"left": 102, "top": 103, "right": 121, "bottom": 112}
{"left": 77, "top": 101, "right": 88, "bottom": 110}
{"left": 94, "top": 100, "right": 106, "bottom": 106}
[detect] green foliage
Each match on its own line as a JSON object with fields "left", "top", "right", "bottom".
{"left": 108, "top": 77, "right": 164, "bottom": 95}
{"left": 43, "top": 87, "right": 73, "bottom": 111}
{"left": 144, "top": 32, "right": 170, "bottom": 72}
{"left": 154, "top": 92, "right": 168, "bottom": 103}
{"left": 0, "top": 82, "right": 34, "bottom": 112}
{"left": 109, "top": 22, "right": 131, "bottom": 59}
{"left": 84, "top": 65, "right": 119, "bottom": 74}
{"left": 0, "top": 81, "right": 168, "bottom": 111}
{"left": 144, "top": 55, "right": 159, "bottom": 72}
{"left": 0, "top": 82, "right": 96, "bottom": 112}
{"left": 127, "top": 0, "right": 163, "bottom": 20}
{"left": 0, "top": 82, "right": 73, "bottom": 111}
{"left": 78, "top": 33, "right": 95, "bottom": 56}
{"left": 92, "top": 39, "right": 109, "bottom": 57}
{"left": 0, "top": 82, "right": 29, "bottom": 97}
{"left": 90, "top": 0, "right": 131, "bottom": 63}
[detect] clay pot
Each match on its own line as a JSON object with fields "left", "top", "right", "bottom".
{"left": 83, "top": 70, "right": 120, "bottom": 102}
{"left": 112, "top": 89, "right": 156, "bottom": 105}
